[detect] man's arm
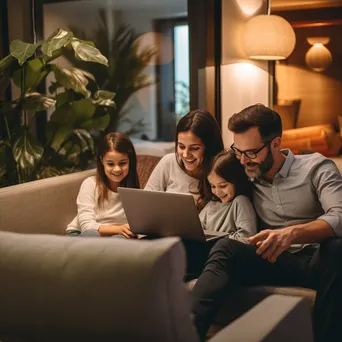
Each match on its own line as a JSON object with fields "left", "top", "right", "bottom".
{"left": 248, "top": 219, "right": 333, "bottom": 263}
{"left": 249, "top": 160, "right": 342, "bottom": 262}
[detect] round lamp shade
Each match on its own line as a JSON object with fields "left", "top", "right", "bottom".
{"left": 242, "top": 15, "right": 296, "bottom": 60}
{"left": 305, "top": 37, "right": 332, "bottom": 72}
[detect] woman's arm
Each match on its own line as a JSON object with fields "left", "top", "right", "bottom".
{"left": 144, "top": 154, "right": 170, "bottom": 191}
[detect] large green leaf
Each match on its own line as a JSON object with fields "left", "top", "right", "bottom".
{"left": 12, "top": 131, "right": 43, "bottom": 176}
{"left": 72, "top": 129, "right": 94, "bottom": 154}
{"left": 80, "top": 114, "right": 110, "bottom": 131}
{"left": 37, "top": 166, "right": 61, "bottom": 179}
{"left": 22, "top": 92, "right": 56, "bottom": 112}
{"left": 49, "top": 123, "right": 73, "bottom": 151}
{"left": 48, "top": 104, "right": 74, "bottom": 125}
{"left": 92, "top": 90, "right": 116, "bottom": 107}
{"left": 41, "top": 29, "right": 74, "bottom": 57}
{"left": 10, "top": 40, "right": 39, "bottom": 65}
{"left": 71, "top": 99, "right": 95, "bottom": 123}
{"left": 52, "top": 65, "right": 94, "bottom": 97}
{"left": 12, "top": 58, "right": 48, "bottom": 92}
{"left": 0, "top": 55, "right": 16, "bottom": 74}
{"left": 71, "top": 39, "right": 108, "bottom": 66}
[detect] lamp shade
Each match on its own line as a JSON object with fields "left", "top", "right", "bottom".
{"left": 305, "top": 37, "right": 332, "bottom": 72}
{"left": 242, "top": 15, "right": 296, "bottom": 60}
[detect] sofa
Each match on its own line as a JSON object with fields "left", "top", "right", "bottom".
{"left": 0, "top": 154, "right": 319, "bottom": 337}
{"left": 0, "top": 231, "right": 313, "bottom": 341}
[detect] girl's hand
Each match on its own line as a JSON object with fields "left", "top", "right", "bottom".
{"left": 116, "top": 224, "right": 137, "bottom": 239}
{"left": 98, "top": 224, "right": 137, "bottom": 238}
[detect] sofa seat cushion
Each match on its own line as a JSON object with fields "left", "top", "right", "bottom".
{"left": 186, "top": 279, "right": 316, "bottom": 326}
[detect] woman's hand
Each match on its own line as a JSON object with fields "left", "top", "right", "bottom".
{"left": 99, "top": 224, "right": 137, "bottom": 238}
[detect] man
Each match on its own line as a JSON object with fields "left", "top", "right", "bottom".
{"left": 191, "top": 104, "right": 342, "bottom": 342}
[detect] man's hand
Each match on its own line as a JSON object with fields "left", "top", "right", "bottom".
{"left": 248, "top": 227, "right": 294, "bottom": 263}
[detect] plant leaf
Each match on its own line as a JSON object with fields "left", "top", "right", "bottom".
{"left": 52, "top": 65, "right": 94, "bottom": 97}
{"left": 0, "top": 55, "right": 15, "bottom": 74}
{"left": 71, "top": 39, "right": 108, "bottom": 66}
{"left": 12, "top": 131, "right": 43, "bottom": 176}
{"left": 71, "top": 98, "right": 95, "bottom": 123}
{"left": 22, "top": 92, "right": 56, "bottom": 112}
{"left": 37, "top": 166, "right": 61, "bottom": 179}
{"left": 49, "top": 123, "right": 73, "bottom": 151}
{"left": 94, "top": 90, "right": 115, "bottom": 100}
{"left": 72, "top": 128, "right": 94, "bottom": 154}
{"left": 41, "top": 29, "right": 74, "bottom": 57}
{"left": 12, "top": 58, "right": 48, "bottom": 92}
{"left": 80, "top": 114, "right": 110, "bottom": 131}
{"left": 10, "top": 40, "right": 39, "bottom": 65}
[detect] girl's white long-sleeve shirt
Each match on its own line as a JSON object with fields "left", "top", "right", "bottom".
{"left": 66, "top": 176, "right": 127, "bottom": 234}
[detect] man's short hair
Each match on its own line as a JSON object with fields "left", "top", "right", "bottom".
{"left": 228, "top": 103, "right": 282, "bottom": 142}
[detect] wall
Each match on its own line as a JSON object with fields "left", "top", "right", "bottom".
{"left": 221, "top": 0, "right": 269, "bottom": 147}
{"left": 276, "top": 23, "right": 342, "bottom": 128}
{"left": 42, "top": 0, "right": 187, "bottom": 140}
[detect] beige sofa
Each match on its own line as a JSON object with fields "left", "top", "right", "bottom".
{"left": 0, "top": 154, "right": 321, "bottom": 336}
{"left": 0, "top": 231, "right": 313, "bottom": 341}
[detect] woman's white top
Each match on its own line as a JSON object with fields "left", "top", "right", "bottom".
{"left": 144, "top": 153, "right": 200, "bottom": 201}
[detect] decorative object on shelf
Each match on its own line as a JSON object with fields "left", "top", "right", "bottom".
{"left": 242, "top": 0, "right": 296, "bottom": 60}
{"left": 281, "top": 124, "right": 341, "bottom": 157}
{"left": 305, "top": 37, "right": 332, "bottom": 72}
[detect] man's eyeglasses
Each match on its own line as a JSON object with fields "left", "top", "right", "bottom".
{"left": 230, "top": 141, "right": 271, "bottom": 160}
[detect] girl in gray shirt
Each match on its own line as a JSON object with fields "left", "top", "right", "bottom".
{"left": 200, "top": 150, "right": 257, "bottom": 243}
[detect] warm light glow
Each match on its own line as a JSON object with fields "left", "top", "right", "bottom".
{"left": 242, "top": 15, "right": 296, "bottom": 60}
{"left": 236, "top": 0, "right": 263, "bottom": 16}
{"left": 305, "top": 37, "right": 332, "bottom": 72}
{"left": 133, "top": 32, "right": 174, "bottom": 66}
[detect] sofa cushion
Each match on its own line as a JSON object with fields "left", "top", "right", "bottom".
{"left": 0, "top": 232, "right": 198, "bottom": 342}
{"left": 137, "top": 154, "right": 161, "bottom": 188}
{"left": 186, "top": 279, "right": 316, "bottom": 327}
{"left": 0, "top": 169, "right": 95, "bottom": 235}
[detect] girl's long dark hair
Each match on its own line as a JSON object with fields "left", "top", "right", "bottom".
{"left": 204, "top": 150, "right": 252, "bottom": 202}
{"left": 175, "top": 109, "right": 224, "bottom": 210}
{"left": 96, "top": 132, "right": 140, "bottom": 207}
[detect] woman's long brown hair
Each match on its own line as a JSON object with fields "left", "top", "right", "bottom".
{"left": 175, "top": 109, "right": 224, "bottom": 211}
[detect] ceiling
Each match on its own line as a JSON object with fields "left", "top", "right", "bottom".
{"left": 271, "top": 0, "right": 342, "bottom": 10}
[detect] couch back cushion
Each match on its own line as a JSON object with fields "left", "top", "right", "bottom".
{"left": 0, "top": 169, "right": 96, "bottom": 235}
{"left": 0, "top": 232, "right": 198, "bottom": 342}
{"left": 0, "top": 155, "right": 161, "bottom": 235}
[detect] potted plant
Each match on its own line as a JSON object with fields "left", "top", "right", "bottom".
{"left": 0, "top": 28, "right": 115, "bottom": 187}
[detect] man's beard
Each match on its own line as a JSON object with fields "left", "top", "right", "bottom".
{"left": 244, "top": 147, "right": 274, "bottom": 181}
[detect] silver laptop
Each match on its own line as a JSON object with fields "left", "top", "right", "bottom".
{"left": 117, "top": 187, "right": 228, "bottom": 242}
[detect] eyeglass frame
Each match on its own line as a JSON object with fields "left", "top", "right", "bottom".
{"left": 230, "top": 140, "right": 272, "bottom": 160}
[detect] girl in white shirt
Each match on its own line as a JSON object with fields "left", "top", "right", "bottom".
{"left": 145, "top": 109, "right": 224, "bottom": 211}
{"left": 66, "top": 132, "right": 139, "bottom": 238}
{"left": 200, "top": 150, "right": 257, "bottom": 243}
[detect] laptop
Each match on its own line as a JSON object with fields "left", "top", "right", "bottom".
{"left": 117, "top": 187, "right": 228, "bottom": 242}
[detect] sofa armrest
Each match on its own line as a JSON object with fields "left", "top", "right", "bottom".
{"left": 208, "top": 295, "right": 313, "bottom": 342}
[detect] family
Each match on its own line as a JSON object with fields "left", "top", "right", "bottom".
{"left": 66, "top": 104, "right": 342, "bottom": 342}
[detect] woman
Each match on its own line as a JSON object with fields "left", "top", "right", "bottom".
{"left": 145, "top": 109, "right": 224, "bottom": 278}
{"left": 145, "top": 109, "right": 224, "bottom": 211}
